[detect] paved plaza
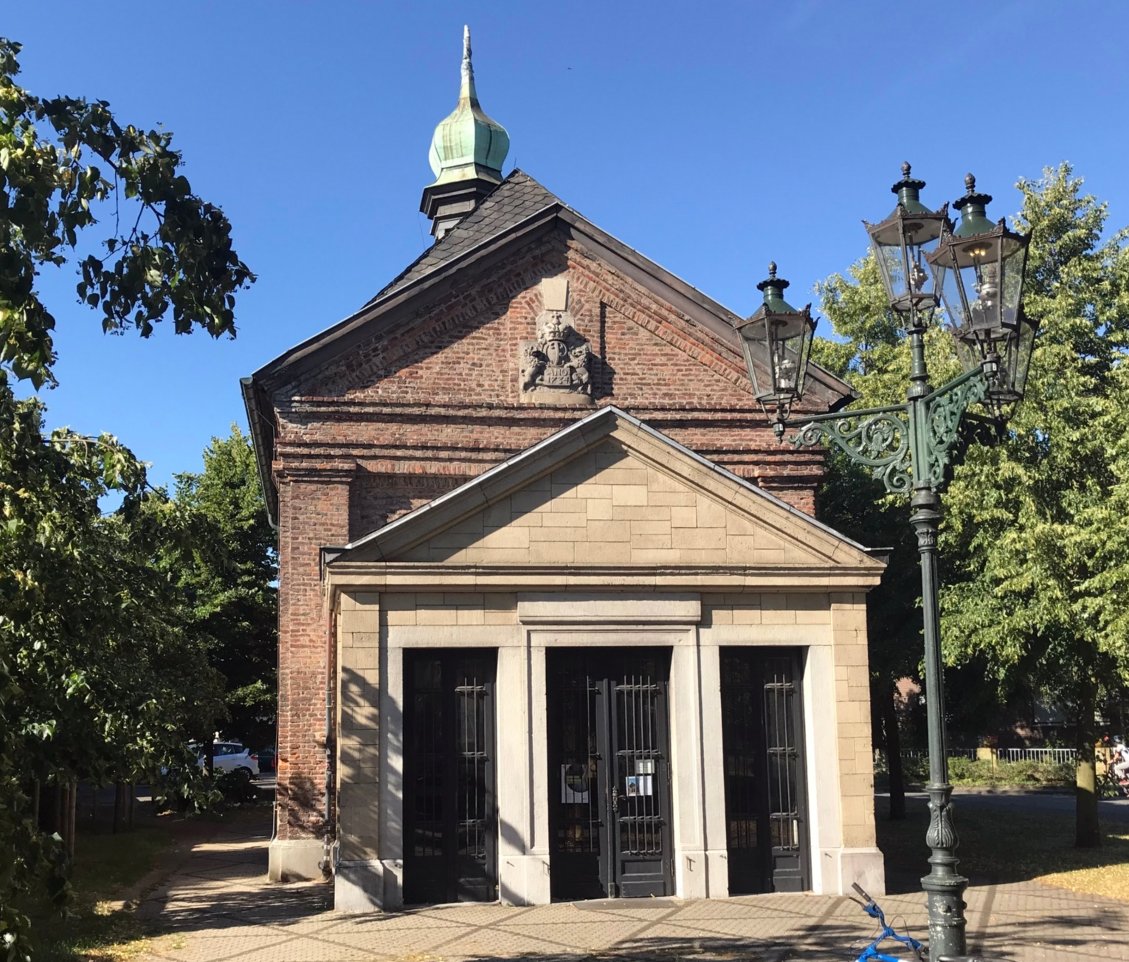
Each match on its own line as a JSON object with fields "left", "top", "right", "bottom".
{"left": 136, "top": 810, "right": 1128, "bottom": 962}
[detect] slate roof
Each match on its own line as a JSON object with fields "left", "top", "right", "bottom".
{"left": 368, "top": 170, "right": 563, "bottom": 303}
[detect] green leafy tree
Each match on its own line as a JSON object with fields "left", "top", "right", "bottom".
{"left": 171, "top": 427, "right": 277, "bottom": 749}
{"left": 0, "top": 384, "right": 225, "bottom": 959}
{"left": 814, "top": 165, "right": 1129, "bottom": 846}
{"left": 941, "top": 165, "right": 1129, "bottom": 846}
{"left": 0, "top": 38, "right": 254, "bottom": 386}
{"left": 0, "top": 36, "right": 253, "bottom": 958}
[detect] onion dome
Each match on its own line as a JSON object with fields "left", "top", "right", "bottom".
{"left": 428, "top": 25, "right": 509, "bottom": 187}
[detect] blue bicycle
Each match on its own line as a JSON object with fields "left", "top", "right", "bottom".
{"left": 851, "top": 882, "right": 925, "bottom": 962}
{"left": 851, "top": 884, "right": 1004, "bottom": 962}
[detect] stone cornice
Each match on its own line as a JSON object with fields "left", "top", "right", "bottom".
{"left": 323, "top": 563, "right": 885, "bottom": 597}
{"left": 276, "top": 462, "right": 358, "bottom": 485}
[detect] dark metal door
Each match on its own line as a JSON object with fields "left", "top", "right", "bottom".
{"left": 720, "top": 648, "right": 808, "bottom": 894}
{"left": 547, "top": 648, "right": 672, "bottom": 900}
{"left": 403, "top": 649, "right": 496, "bottom": 904}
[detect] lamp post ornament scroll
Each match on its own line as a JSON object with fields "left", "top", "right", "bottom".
{"left": 737, "top": 165, "right": 1034, "bottom": 962}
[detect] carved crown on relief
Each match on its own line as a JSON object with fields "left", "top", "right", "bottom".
{"left": 518, "top": 276, "right": 594, "bottom": 407}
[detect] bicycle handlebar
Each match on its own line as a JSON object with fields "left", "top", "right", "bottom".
{"left": 851, "top": 882, "right": 872, "bottom": 902}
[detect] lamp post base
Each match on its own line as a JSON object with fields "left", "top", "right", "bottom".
{"left": 921, "top": 782, "right": 968, "bottom": 960}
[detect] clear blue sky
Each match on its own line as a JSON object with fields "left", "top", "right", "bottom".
{"left": 8, "top": 1, "right": 1129, "bottom": 488}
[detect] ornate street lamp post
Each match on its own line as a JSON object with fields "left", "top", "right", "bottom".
{"left": 736, "top": 166, "right": 1033, "bottom": 962}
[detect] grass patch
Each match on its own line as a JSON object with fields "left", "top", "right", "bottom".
{"left": 877, "top": 798, "right": 1129, "bottom": 901}
{"left": 34, "top": 823, "right": 176, "bottom": 962}
{"left": 1039, "top": 832, "right": 1129, "bottom": 900}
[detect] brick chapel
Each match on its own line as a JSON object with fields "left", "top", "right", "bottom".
{"left": 243, "top": 28, "right": 886, "bottom": 911}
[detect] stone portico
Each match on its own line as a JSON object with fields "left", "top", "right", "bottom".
{"left": 324, "top": 408, "right": 885, "bottom": 909}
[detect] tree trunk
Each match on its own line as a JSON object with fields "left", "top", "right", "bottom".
{"left": 1075, "top": 683, "right": 1101, "bottom": 848}
{"left": 882, "top": 682, "right": 906, "bottom": 820}
{"left": 66, "top": 780, "right": 77, "bottom": 859}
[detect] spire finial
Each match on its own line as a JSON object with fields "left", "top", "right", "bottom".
{"left": 965, "top": 172, "right": 976, "bottom": 193}
{"left": 422, "top": 25, "right": 511, "bottom": 237}
{"left": 768, "top": 260, "right": 777, "bottom": 279}
{"left": 460, "top": 24, "right": 478, "bottom": 103}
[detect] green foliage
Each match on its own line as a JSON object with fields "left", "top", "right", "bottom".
{"left": 814, "top": 167, "right": 1129, "bottom": 766}
{"left": 889, "top": 754, "right": 1074, "bottom": 788}
{"left": 811, "top": 257, "right": 930, "bottom": 693}
{"left": 0, "top": 38, "right": 254, "bottom": 386}
{"left": 170, "top": 427, "right": 277, "bottom": 747}
{"left": 945, "top": 757, "right": 1073, "bottom": 788}
{"left": 0, "top": 35, "right": 255, "bottom": 957}
{"left": 0, "top": 378, "right": 225, "bottom": 960}
{"left": 940, "top": 165, "right": 1129, "bottom": 733}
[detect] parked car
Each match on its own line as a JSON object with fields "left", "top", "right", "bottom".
{"left": 195, "top": 741, "right": 259, "bottom": 778}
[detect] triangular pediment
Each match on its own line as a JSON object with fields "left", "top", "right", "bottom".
{"left": 330, "top": 407, "right": 883, "bottom": 577}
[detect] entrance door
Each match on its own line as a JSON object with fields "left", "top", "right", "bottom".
{"left": 547, "top": 648, "right": 673, "bottom": 900}
{"left": 720, "top": 648, "right": 808, "bottom": 894}
{"left": 403, "top": 649, "right": 496, "bottom": 904}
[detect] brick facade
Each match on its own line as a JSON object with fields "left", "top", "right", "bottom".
{"left": 247, "top": 177, "right": 861, "bottom": 860}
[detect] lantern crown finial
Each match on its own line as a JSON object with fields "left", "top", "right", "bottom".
{"left": 891, "top": 161, "right": 929, "bottom": 213}
{"left": 757, "top": 262, "right": 795, "bottom": 311}
{"left": 953, "top": 173, "right": 996, "bottom": 237}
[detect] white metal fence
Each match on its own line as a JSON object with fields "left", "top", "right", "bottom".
{"left": 875, "top": 747, "right": 1078, "bottom": 766}
{"left": 1000, "top": 747, "right": 1077, "bottom": 764}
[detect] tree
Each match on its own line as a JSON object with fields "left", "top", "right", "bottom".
{"left": 940, "top": 165, "right": 1129, "bottom": 846}
{"left": 0, "top": 38, "right": 254, "bottom": 386}
{"left": 814, "top": 165, "right": 1129, "bottom": 846}
{"left": 0, "top": 37, "right": 253, "bottom": 958}
{"left": 171, "top": 427, "right": 277, "bottom": 749}
{"left": 0, "top": 385, "right": 225, "bottom": 959}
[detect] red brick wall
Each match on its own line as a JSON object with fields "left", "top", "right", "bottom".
{"left": 268, "top": 225, "right": 829, "bottom": 837}
{"left": 274, "top": 469, "right": 350, "bottom": 840}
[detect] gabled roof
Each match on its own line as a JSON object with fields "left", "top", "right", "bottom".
{"left": 243, "top": 168, "right": 857, "bottom": 524}
{"left": 325, "top": 405, "right": 884, "bottom": 578}
{"left": 370, "top": 170, "right": 562, "bottom": 302}
{"left": 247, "top": 168, "right": 853, "bottom": 401}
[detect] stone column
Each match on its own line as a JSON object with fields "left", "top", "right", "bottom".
{"left": 334, "top": 590, "right": 384, "bottom": 910}
{"left": 827, "top": 592, "right": 885, "bottom": 895}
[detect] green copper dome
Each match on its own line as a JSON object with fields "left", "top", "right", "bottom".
{"left": 428, "top": 26, "right": 509, "bottom": 186}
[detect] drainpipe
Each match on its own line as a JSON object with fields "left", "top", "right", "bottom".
{"left": 320, "top": 677, "right": 336, "bottom": 875}
{"left": 319, "top": 605, "right": 337, "bottom": 876}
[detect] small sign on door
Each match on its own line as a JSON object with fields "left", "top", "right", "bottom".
{"left": 561, "top": 763, "right": 589, "bottom": 803}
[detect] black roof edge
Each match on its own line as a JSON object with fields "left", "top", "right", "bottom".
{"left": 252, "top": 203, "right": 564, "bottom": 390}
{"left": 551, "top": 208, "right": 856, "bottom": 409}
{"left": 241, "top": 376, "right": 279, "bottom": 529}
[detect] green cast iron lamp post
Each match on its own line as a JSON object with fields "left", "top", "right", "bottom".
{"left": 736, "top": 165, "right": 1034, "bottom": 962}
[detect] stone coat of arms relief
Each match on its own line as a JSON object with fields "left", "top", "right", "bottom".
{"left": 518, "top": 277, "right": 594, "bottom": 406}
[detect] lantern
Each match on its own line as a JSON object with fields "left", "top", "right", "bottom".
{"left": 864, "top": 163, "right": 948, "bottom": 322}
{"left": 735, "top": 263, "right": 816, "bottom": 421}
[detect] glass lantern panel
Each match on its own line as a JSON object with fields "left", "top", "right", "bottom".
{"left": 869, "top": 213, "right": 944, "bottom": 308}
{"left": 999, "top": 313, "right": 1037, "bottom": 401}
{"left": 772, "top": 329, "right": 801, "bottom": 397}
{"left": 951, "top": 237, "right": 1008, "bottom": 342}
{"left": 738, "top": 320, "right": 772, "bottom": 400}
{"left": 999, "top": 236, "right": 1028, "bottom": 330}
{"left": 868, "top": 221, "right": 908, "bottom": 305}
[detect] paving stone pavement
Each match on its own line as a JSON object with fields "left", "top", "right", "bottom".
{"left": 135, "top": 816, "right": 1128, "bottom": 962}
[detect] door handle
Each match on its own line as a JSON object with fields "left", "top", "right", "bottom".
{"left": 611, "top": 785, "right": 619, "bottom": 808}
